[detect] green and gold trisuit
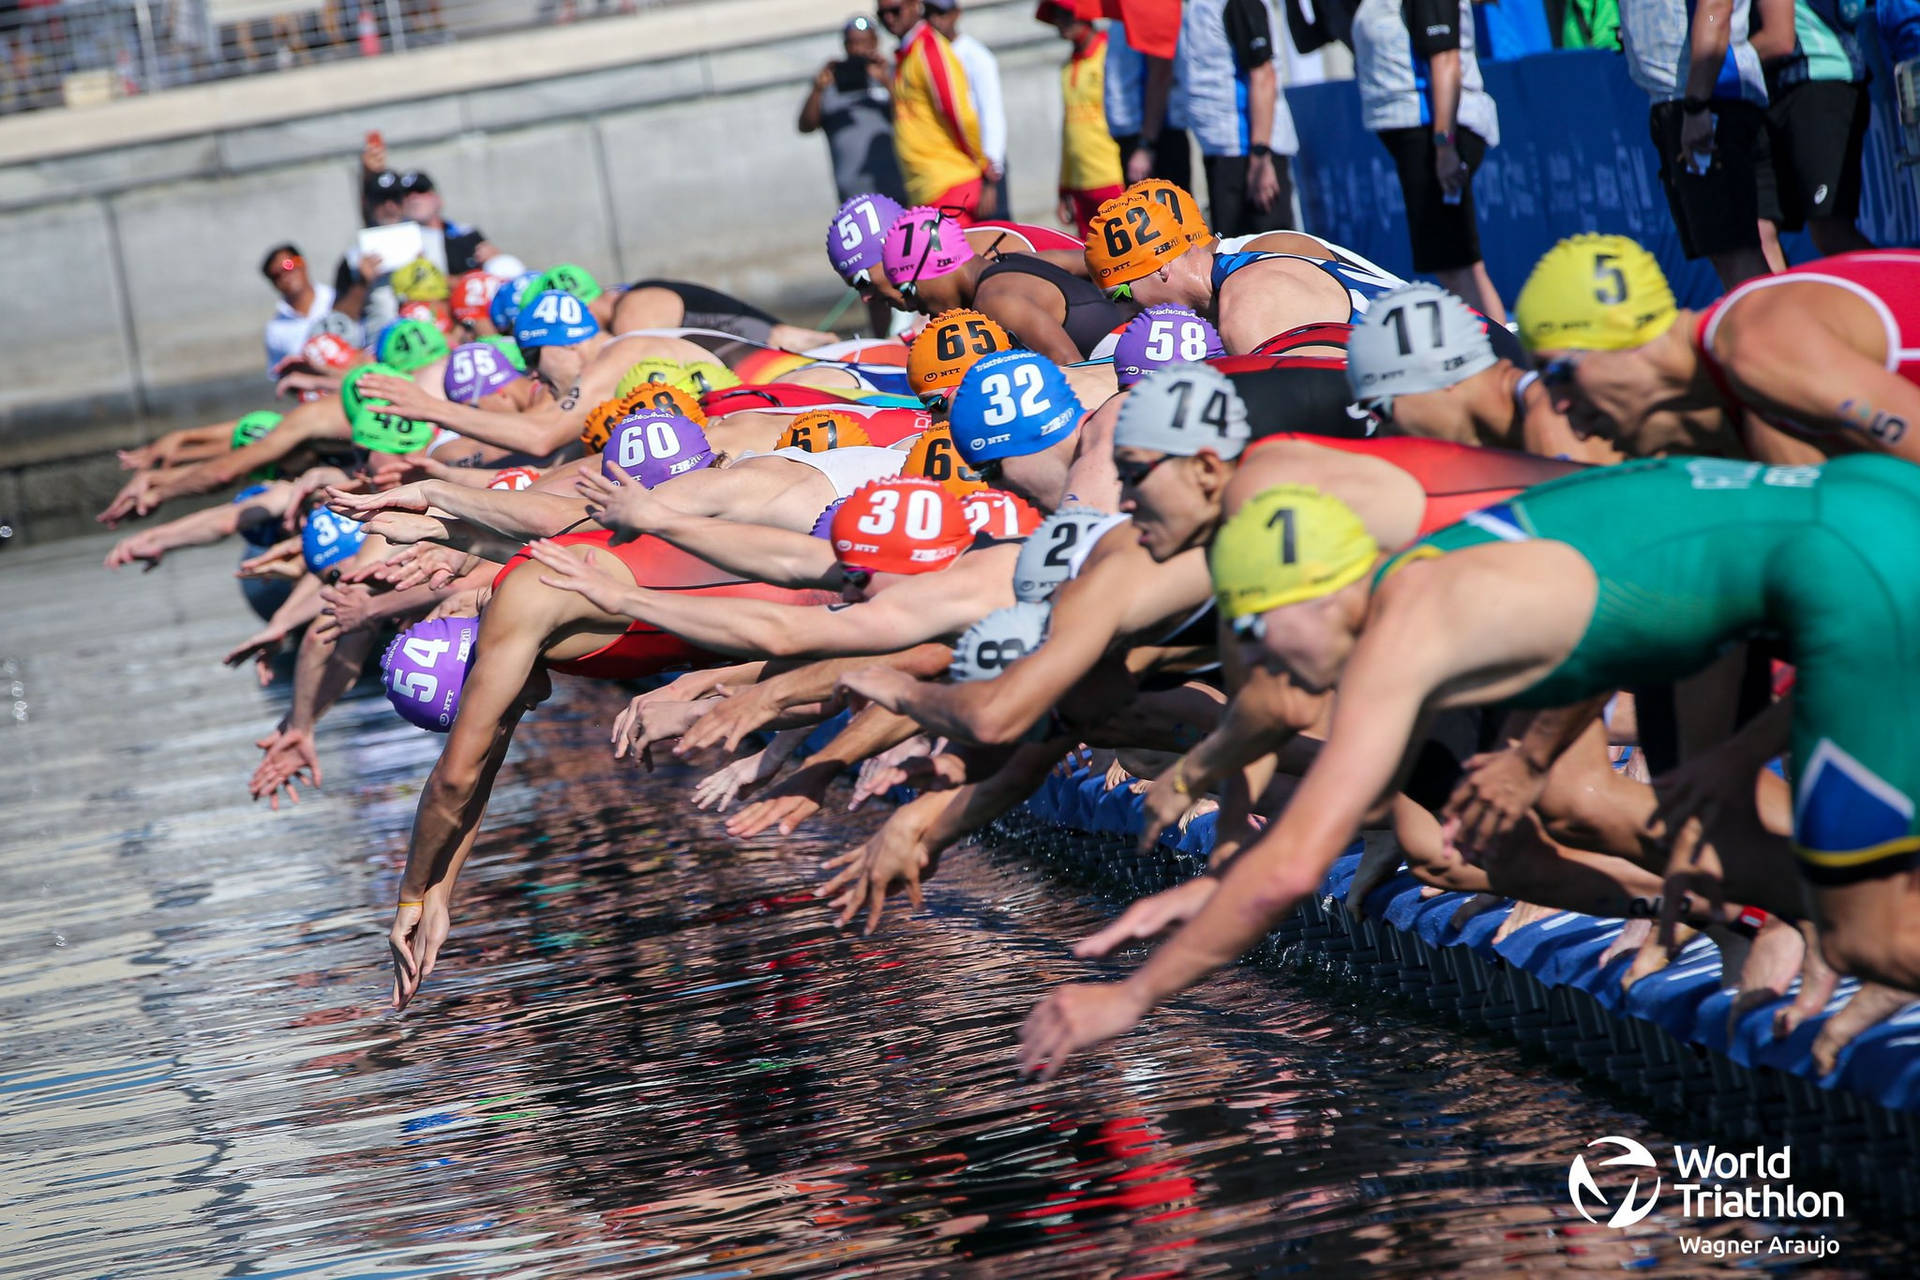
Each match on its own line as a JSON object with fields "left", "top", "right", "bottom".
{"left": 1379, "top": 454, "right": 1920, "bottom": 884}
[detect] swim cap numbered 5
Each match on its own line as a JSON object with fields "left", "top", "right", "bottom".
{"left": 514, "top": 289, "right": 599, "bottom": 350}
{"left": 382, "top": 615, "right": 478, "bottom": 733}
{"left": 1515, "top": 234, "right": 1677, "bottom": 352}
{"left": 831, "top": 478, "right": 972, "bottom": 575}
{"left": 828, "top": 192, "right": 907, "bottom": 282}
{"left": 778, "top": 409, "right": 872, "bottom": 452}
{"left": 949, "top": 350, "right": 1084, "bottom": 466}
{"left": 909, "top": 309, "right": 1012, "bottom": 405}
{"left": 882, "top": 207, "right": 974, "bottom": 287}
{"left": 443, "top": 340, "right": 526, "bottom": 405}
{"left": 1113, "top": 305, "right": 1224, "bottom": 387}
{"left": 343, "top": 363, "right": 435, "bottom": 455}
{"left": 1209, "top": 485, "right": 1380, "bottom": 620}
{"left": 603, "top": 410, "right": 715, "bottom": 488}
{"left": 302, "top": 507, "right": 365, "bottom": 573}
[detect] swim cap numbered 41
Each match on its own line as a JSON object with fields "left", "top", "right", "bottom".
{"left": 376, "top": 318, "right": 451, "bottom": 373}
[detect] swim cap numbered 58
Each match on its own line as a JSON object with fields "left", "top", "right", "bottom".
{"left": 1113, "top": 305, "right": 1224, "bottom": 387}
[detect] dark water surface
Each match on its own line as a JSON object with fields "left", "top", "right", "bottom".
{"left": 1, "top": 537, "right": 1905, "bottom": 1278}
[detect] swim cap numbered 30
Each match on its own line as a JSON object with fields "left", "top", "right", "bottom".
{"left": 383, "top": 615, "right": 478, "bottom": 733}
{"left": 831, "top": 478, "right": 973, "bottom": 575}
{"left": 1515, "top": 234, "right": 1677, "bottom": 352}
{"left": 603, "top": 410, "right": 715, "bottom": 488}
{"left": 949, "top": 350, "right": 1084, "bottom": 466}
{"left": 1209, "top": 485, "right": 1380, "bottom": 620}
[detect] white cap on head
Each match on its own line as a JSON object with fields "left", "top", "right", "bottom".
{"left": 1012, "top": 506, "right": 1128, "bottom": 602}
{"left": 948, "top": 601, "right": 1052, "bottom": 683}
{"left": 1112, "top": 363, "right": 1250, "bottom": 459}
{"left": 1346, "top": 282, "right": 1498, "bottom": 409}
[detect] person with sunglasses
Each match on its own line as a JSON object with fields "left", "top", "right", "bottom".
{"left": 1516, "top": 234, "right": 1920, "bottom": 467}
{"left": 880, "top": 207, "right": 1126, "bottom": 365}
{"left": 260, "top": 243, "right": 337, "bottom": 376}
{"left": 1347, "top": 281, "right": 1620, "bottom": 465}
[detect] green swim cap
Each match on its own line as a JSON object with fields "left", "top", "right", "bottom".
{"left": 478, "top": 334, "right": 527, "bottom": 370}
{"left": 532, "top": 263, "right": 603, "bottom": 304}
{"left": 377, "top": 319, "right": 452, "bottom": 373}
{"left": 232, "top": 409, "right": 286, "bottom": 481}
{"left": 344, "top": 363, "right": 436, "bottom": 455}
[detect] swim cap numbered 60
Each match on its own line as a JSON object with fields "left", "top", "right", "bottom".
{"left": 1209, "top": 485, "right": 1380, "bottom": 620}
{"left": 909, "top": 309, "right": 1012, "bottom": 405}
{"left": 831, "top": 478, "right": 972, "bottom": 575}
{"left": 828, "top": 192, "right": 907, "bottom": 282}
{"left": 343, "top": 363, "right": 436, "bottom": 454}
{"left": 515, "top": 290, "right": 600, "bottom": 350}
{"left": 382, "top": 615, "right": 478, "bottom": 733}
{"left": 1515, "top": 234, "right": 1677, "bottom": 352}
{"left": 302, "top": 507, "right": 365, "bottom": 573}
{"left": 603, "top": 410, "right": 715, "bottom": 488}
{"left": 949, "top": 350, "right": 1085, "bottom": 466}
{"left": 1113, "top": 305, "right": 1224, "bottom": 387}
{"left": 882, "top": 207, "right": 974, "bottom": 287}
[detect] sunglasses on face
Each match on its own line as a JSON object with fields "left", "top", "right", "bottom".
{"left": 1105, "top": 281, "right": 1135, "bottom": 304}
{"left": 972, "top": 458, "right": 1004, "bottom": 485}
{"left": 876, "top": 4, "right": 905, "bottom": 17}
{"left": 1113, "top": 452, "right": 1177, "bottom": 489}
{"left": 1540, "top": 354, "right": 1583, "bottom": 393}
{"left": 1230, "top": 612, "right": 1267, "bottom": 642}
{"left": 838, "top": 563, "right": 874, "bottom": 590}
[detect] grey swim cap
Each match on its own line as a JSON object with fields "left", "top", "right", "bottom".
{"left": 1112, "top": 362, "right": 1250, "bottom": 459}
{"left": 948, "top": 601, "right": 1052, "bottom": 683}
{"left": 1347, "top": 282, "right": 1498, "bottom": 409}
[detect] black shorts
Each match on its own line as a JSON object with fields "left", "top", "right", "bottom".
{"left": 1648, "top": 99, "right": 1765, "bottom": 260}
{"left": 1202, "top": 151, "right": 1297, "bottom": 238}
{"left": 1376, "top": 125, "right": 1488, "bottom": 274}
{"left": 625, "top": 280, "right": 782, "bottom": 344}
{"left": 1757, "top": 78, "right": 1870, "bottom": 230}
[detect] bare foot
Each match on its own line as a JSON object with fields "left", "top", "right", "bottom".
{"left": 1344, "top": 829, "right": 1403, "bottom": 918}
{"left": 1776, "top": 923, "right": 1839, "bottom": 1038}
{"left": 1625, "top": 921, "right": 1693, "bottom": 991}
{"left": 1600, "top": 918, "right": 1651, "bottom": 969}
{"left": 1722, "top": 916, "right": 1804, "bottom": 1031}
{"left": 1493, "top": 899, "right": 1561, "bottom": 944}
{"left": 1811, "top": 982, "right": 1917, "bottom": 1076}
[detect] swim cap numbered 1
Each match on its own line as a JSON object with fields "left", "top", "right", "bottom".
{"left": 1113, "top": 362, "right": 1249, "bottom": 459}
{"left": 391, "top": 257, "right": 450, "bottom": 302}
{"left": 376, "top": 318, "right": 451, "bottom": 373}
{"left": 909, "top": 309, "right": 1012, "bottom": 405}
{"left": 443, "top": 341, "right": 526, "bottom": 404}
{"left": 1347, "top": 282, "right": 1497, "bottom": 409}
{"left": 382, "top": 615, "right": 478, "bottom": 733}
{"left": 1013, "top": 505, "right": 1127, "bottom": 601}
{"left": 603, "top": 410, "right": 715, "bottom": 488}
{"left": 451, "top": 270, "right": 503, "bottom": 326}
{"left": 882, "top": 207, "right": 974, "bottom": 287}
{"left": 515, "top": 289, "right": 599, "bottom": 350}
{"left": 1113, "top": 305, "right": 1224, "bottom": 387}
{"left": 1515, "top": 234, "right": 1677, "bottom": 352}
{"left": 778, "top": 409, "right": 872, "bottom": 452}
{"left": 580, "top": 382, "right": 706, "bottom": 452}
{"left": 490, "top": 271, "right": 541, "bottom": 335}
{"left": 1085, "top": 190, "right": 1193, "bottom": 292}
{"left": 302, "top": 507, "right": 365, "bottom": 573}
{"left": 948, "top": 601, "right": 1051, "bottom": 683}
{"left": 531, "top": 262, "right": 604, "bottom": 303}
{"left": 828, "top": 192, "right": 907, "bottom": 282}
{"left": 1209, "top": 485, "right": 1380, "bottom": 620}
{"left": 905, "top": 421, "right": 988, "bottom": 497}
{"left": 831, "top": 478, "right": 972, "bottom": 574}
{"left": 343, "top": 363, "right": 435, "bottom": 455}
{"left": 949, "top": 350, "right": 1085, "bottom": 466}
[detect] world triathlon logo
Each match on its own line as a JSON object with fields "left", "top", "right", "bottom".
{"left": 1567, "top": 1136, "right": 1663, "bottom": 1228}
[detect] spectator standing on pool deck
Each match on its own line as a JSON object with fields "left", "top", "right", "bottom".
{"left": 1179, "top": 0, "right": 1303, "bottom": 237}
{"left": 1620, "top": 0, "right": 1773, "bottom": 287}
{"left": 1757, "top": 0, "right": 1876, "bottom": 261}
{"left": 1351, "top": 0, "right": 1506, "bottom": 321}
{"left": 881, "top": 0, "right": 993, "bottom": 219}
{"left": 926, "top": 0, "right": 1008, "bottom": 217}
{"left": 1104, "top": 14, "right": 1192, "bottom": 190}
{"left": 800, "top": 15, "right": 909, "bottom": 204}
{"left": 1041, "top": 0, "right": 1126, "bottom": 234}
{"left": 260, "top": 244, "right": 335, "bottom": 375}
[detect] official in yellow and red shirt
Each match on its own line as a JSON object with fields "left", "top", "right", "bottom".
{"left": 1040, "top": 0, "right": 1125, "bottom": 234}
{"left": 881, "top": 0, "right": 990, "bottom": 218}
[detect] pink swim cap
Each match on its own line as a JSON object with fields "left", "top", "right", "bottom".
{"left": 881, "top": 207, "right": 974, "bottom": 288}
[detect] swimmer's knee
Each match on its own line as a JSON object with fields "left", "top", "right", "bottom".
{"left": 1818, "top": 911, "right": 1920, "bottom": 990}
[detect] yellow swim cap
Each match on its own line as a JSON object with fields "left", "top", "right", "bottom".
{"left": 390, "top": 257, "right": 450, "bottom": 303}
{"left": 615, "top": 357, "right": 687, "bottom": 399}
{"left": 1515, "top": 234, "right": 1677, "bottom": 352}
{"left": 678, "top": 360, "right": 741, "bottom": 395}
{"left": 1209, "top": 485, "right": 1380, "bottom": 619}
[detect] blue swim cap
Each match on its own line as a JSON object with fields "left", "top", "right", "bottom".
{"left": 233, "top": 483, "right": 282, "bottom": 549}
{"left": 513, "top": 289, "right": 599, "bottom": 350}
{"left": 948, "top": 350, "right": 1085, "bottom": 467}
{"left": 302, "top": 508, "right": 366, "bottom": 573}
{"left": 489, "top": 271, "right": 541, "bottom": 335}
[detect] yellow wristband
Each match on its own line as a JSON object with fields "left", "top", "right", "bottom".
{"left": 397, "top": 900, "right": 424, "bottom": 908}
{"left": 1170, "top": 768, "right": 1191, "bottom": 797}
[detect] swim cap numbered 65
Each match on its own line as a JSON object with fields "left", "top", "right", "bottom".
{"left": 909, "top": 309, "right": 1012, "bottom": 405}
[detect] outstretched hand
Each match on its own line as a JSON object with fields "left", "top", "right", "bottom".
{"left": 1073, "top": 875, "right": 1219, "bottom": 959}
{"left": 389, "top": 892, "right": 452, "bottom": 1011}
{"left": 1018, "top": 982, "right": 1148, "bottom": 1082}
{"left": 725, "top": 759, "right": 838, "bottom": 837}
{"left": 250, "top": 727, "right": 321, "bottom": 810}
{"left": 817, "top": 812, "right": 941, "bottom": 933}
{"left": 577, "top": 463, "right": 666, "bottom": 544}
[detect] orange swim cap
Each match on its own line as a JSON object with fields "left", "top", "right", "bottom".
{"left": 777, "top": 408, "right": 872, "bottom": 452}
{"left": 1125, "top": 179, "right": 1210, "bottom": 248}
{"left": 904, "top": 422, "right": 988, "bottom": 497}
{"left": 1084, "top": 189, "right": 1196, "bottom": 292}
{"left": 908, "top": 309, "right": 1013, "bottom": 406}
{"left": 831, "top": 478, "right": 973, "bottom": 575}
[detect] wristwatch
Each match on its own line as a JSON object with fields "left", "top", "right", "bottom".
{"left": 1250, "top": 143, "right": 1272, "bottom": 160}
{"left": 1432, "top": 128, "right": 1456, "bottom": 148}
{"left": 1682, "top": 95, "right": 1712, "bottom": 115}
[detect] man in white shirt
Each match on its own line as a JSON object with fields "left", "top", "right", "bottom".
{"left": 260, "top": 243, "right": 336, "bottom": 376}
{"left": 927, "top": 0, "right": 1008, "bottom": 217}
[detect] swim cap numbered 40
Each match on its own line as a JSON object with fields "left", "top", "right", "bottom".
{"left": 514, "top": 289, "right": 600, "bottom": 350}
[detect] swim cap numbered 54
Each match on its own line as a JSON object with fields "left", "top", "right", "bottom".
{"left": 383, "top": 615, "right": 478, "bottom": 733}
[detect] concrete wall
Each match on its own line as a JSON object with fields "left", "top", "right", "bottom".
{"left": 0, "top": 0, "right": 1066, "bottom": 542}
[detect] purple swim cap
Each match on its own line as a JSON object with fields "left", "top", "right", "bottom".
{"left": 827, "top": 193, "right": 907, "bottom": 282}
{"left": 382, "top": 615, "right": 478, "bottom": 732}
{"left": 811, "top": 496, "right": 849, "bottom": 540}
{"left": 602, "top": 410, "right": 715, "bottom": 488}
{"left": 1113, "top": 305, "right": 1226, "bottom": 388}
{"left": 443, "top": 342, "right": 524, "bottom": 405}
{"left": 882, "top": 207, "right": 973, "bottom": 288}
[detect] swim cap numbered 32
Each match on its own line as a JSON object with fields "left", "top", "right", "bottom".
{"left": 949, "top": 350, "right": 1085, "bottom": 466}
{"left": 383, "top": 615, "right": 478, "bottom": 733}
{"left": 603, "top": 410, "right": 715, "bottom": 488}
{"left": 831, "top": 478, "right": 973, "bottom": 575}
{"left": 1209, "top": 485, "right": 1380, "bottom": 620}
{"left": 828, "top": 192, "right": 907, "bottom": 282}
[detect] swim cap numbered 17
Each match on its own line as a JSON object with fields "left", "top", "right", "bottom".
{"left": 1347, "top": 282, "right": 1497, "bottom": 409}
{"left": 1209, "top": 485, "right": 1380, "bottom": 620}
{"left": 490, "top": 271, "right": 541, "bottom": 335}
{"left": 949, "top": 350, "right": 1085, "bottom": 466}
{"left": 1113, "top": 305, "right": 1224, "bottom": 388}
{"left": 1113, "top": 362, "right": 1249, "bottom": 459}
{"left": 1515, "top": 234, "right": 1677, "bottom": 352}
{"left": 948, "top": 601, "right": 1051, "bottom": 683}
{"left": 531, "top": 262, "right": 604, "bottom": 303}
{"left": 831, "top": 478, "right": 973, "bottom": 575}
{"left": 302, "top": 507, "right": 365, "bottom": 573}
{"left": 514, "top": 290, "right": 600, "bottom": 350}
{"left": 343, "top": 363, "right": 435, "bottom": 455}
{"left": 882, "top": 207, "right": 974, "bottom": 287}
{"left": 443, "top": 341, "right": 526, "bottom": 405}
{"left": 376, "top": 318, "right": 451, "bottom": 373}
{"left": 778, "top": 409, "right": 872, "bottom": 452}
{"left": 909, "top": 309, "right": 1012, "bottom": 405}
{"left": 382, "top": 615, "right": 478, "bottom": 733}
{"left": 603, "top": 410, "right": 715, "bottom": 488}
{"left": 828, "top": 192, "right": 907, "bottom": 282}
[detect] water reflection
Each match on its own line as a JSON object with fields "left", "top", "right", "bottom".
{"left": 1, "top": 540, "right": 1907, "bottom": 1277}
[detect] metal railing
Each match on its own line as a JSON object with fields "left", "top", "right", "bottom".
{"left": 0, "top": 0, "right": 671, "bottom": 116}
